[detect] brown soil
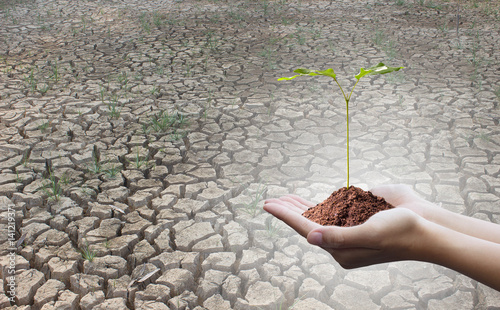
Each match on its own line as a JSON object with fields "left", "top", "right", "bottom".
{"left": 302, "top": 186, "right": 395, "bottom": 227}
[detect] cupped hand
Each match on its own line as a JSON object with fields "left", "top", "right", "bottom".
{"left": 370, "top": 184, "right": 437, "bottom": 220}
{"left": 264, "top": 192, "right": 426, "bottom": 269}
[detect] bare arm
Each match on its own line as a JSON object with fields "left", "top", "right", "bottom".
{"left": 371, "top": 184, "right": 500, "bottom": 244}
{"left": 418, "top": 219, "right": 500, "bottom": 291}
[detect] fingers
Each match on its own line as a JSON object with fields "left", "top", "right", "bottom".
{"left": 264, "top": 198, "right": 305, "bottom": 214}
{"left": 264, "top": 194, "right": 315, "bottom": 213}
{"left": 370, "top": 184, "right": 412, "bottom": 206}
{"left": 280, "top": 194, "right": 316, "bottom": 209}
{"left": 264, "top": 201, "right": 321, "bottom": 238}
{"left": 307, "top": 224, "right": 377, "bottom": 249}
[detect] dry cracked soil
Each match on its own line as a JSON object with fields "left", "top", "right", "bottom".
{"left": 0, "top": 0, "right": 500, "bottom": 309}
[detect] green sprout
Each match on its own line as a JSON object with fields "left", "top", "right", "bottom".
{"left": 40, "top": 173, "right": 62, "bottom": 202}
{"left": 79, "top": 241, "right": 97, "bottom": 262}
{"left": 279, "top": 63, "right": 403, "bottom": 188}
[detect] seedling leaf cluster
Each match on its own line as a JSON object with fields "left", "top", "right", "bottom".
{"left": 279, "top": 63, "right": 403, "bottom": 187}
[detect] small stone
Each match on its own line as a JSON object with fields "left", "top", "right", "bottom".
{"left": 175, "top": 221, "right": 216, "bottom": 251}
{"left": 122, "top": 211, "right": 151, "bottom": 237}
{"left": 283, "top": 265, "right": 305, "bottom": 284}
{"left": 103, "top": 186, "right": 129, "bottom": 203}
{"left": 309, "top": 263, "right": 337, "bottom": 285}
{"left": 22, "top": 222, "right": 50, "bottom": 244}
{"left": 167, "top": 290, "right": 198, "bottom": 310}
{"left": 301, "top": 251, "right": 334, "bottom": 270}
{"left": 298, "top": 277, "right": 327, "bottom": 301}
{"left": 292, "top": 298, "right": 334, "bottom": 310}
{"left": 270, "top": 275, "right": 298, "bottom": 302}
{"left": 47, "top": 258, "right": 78, "bottom": 285}
{"left": 192, "top": 234, "right": 224, "bottom": 254}
{"left": 478, "top": 283, "right": 500, "bottom": 309}
{"left": 239, "top": 247, "right": 269, "bottom": 270}
{"left": 80, "top": 291, "right": 105, "bottom": 310}
{"left": 238, "top": 268, "right": 260, "bottom": 291}
{"left": 202, "top": 252, "right": 237, "bottom": 273}
{"left": 415, "top": 275, "right": 454, "bottom": 301}
{"left": 197, "top": 186, "right": 230, "bottom": 205}
{"left": 282, "top": 244, "right": 303, "bottom": 259}
{"left": 83, "top": 255, "right": 128, "bottom": 281}
{"left": 15, "top": 269, "right": 46, "bottom": 305}
{"left": 388, "top": 262, "right": 440, "bottom": 281}
{"left": 173, "top": 198, "right": 209, "bottom": 215}
{"left": 0, "top": 280, "right": 10, "bottom": 308}
{"left": 92, "top": 297, "right": 128, "bottom": 310}
{"left": 222, "top": 274, "right": 242, "bottom": 303}
{"left": 89, "top": 202, "right": 112, "bottom": 219}
{"left": 135, "top": 300, "right": 171, "bottom": 310}
{"left": 154, "top": 228, "right": 173, "bottom": 252}
{"left": 222, "top": 221, "right": 249, "bottom": 253}
{"left": 150, "top": 251, "right": 188, "bottom": 272}
{"left": 330, "top": 284, "right": 380, "bottom": 310}
{"left": 107, "top": 234, "right": 139, "bottom": 257}
{"left": 380, "top": 289, "right": 419, "bottom": 309}
{"left": 269, "top": 251, "right": 299, "bottom": 271}
{"left": 156, "top": 268, "right": 195, "bottom": 296}
{"left": 259, "top": 263, "right": 281, "bottom": 281}
{"left": 33, "top": 279, "right": 65, "bottom": 308}
{"left": 70, "top": 274, "right": 104, "bottom": 296}
{"left": 236, "top": 281, "right": 284, "bottom": 310}
{"left": 12, "top": 192, "right": 43, "bottom": 208}
{"left": 85, "top": 218, "right": 122, "bottom": 244}
{"left": 50, "top": 215, "right": 69, "bottom": 231}
{"left": 204, "top": 294, "right": 232, "bottom": 310}
{"left": 66, "top": 216, "right": 99, "bottom": 245}
{"left": 107, "top": 275, "right": 131, "bottom": 299}
{"left": 428, "top": 290, "right": 474, "bottom": 310}
{"left": 129, "top": 239, "right": 157, "bottom": 266}
{"left": 60, "top": 206, "right": 84, "bottom": 221}
{"left": 197, "top": 269, "right": 229, "bottom": 300}
{"left": 134, "top": 283, "right": 171, "bottom": 304}
{"left": 127, "top": 190, "right": 153, "bottom": 208}
{"left": 344, "top": 269, "right": 392, "bottom": 298}
{"left": 52, "top": 290, "right": 79, "bottom": 309}
{"left": 151, "top": 195, "right": 177, "bottom": 212}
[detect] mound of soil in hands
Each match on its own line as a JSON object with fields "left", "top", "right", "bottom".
{"left": 303, "top": 186, "right": 394, "bottom": 227}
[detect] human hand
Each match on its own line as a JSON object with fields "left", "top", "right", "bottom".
{"left": 370, "top": 184, "right": 437, "bottom": 221}
{"left": 264, "top": 194, "right": 426, "bottom": 269}
{"left": 264, "top": 191, "right": 500, "bottom": 290}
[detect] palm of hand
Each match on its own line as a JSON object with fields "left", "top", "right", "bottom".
{"left": 264, "top": 187, "right": 425, "bottom": 268}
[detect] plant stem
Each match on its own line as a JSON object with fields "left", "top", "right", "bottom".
{"left": 346, "top": 98, "right": 350, "bottom": 188}
{"left": 333, "top": 77, "right": 359, "bottom": 188}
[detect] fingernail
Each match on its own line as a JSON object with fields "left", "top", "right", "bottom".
{"left": 308, "top": 232, "right": 323, "bottom": 246}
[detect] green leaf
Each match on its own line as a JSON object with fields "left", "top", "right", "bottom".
{"left": 277, "top": 74, "right": 303, "bottom": 81}
{"left": 355, "top": 63, "right": 404, "bottom": 80}
{"left": 316, "top": 68, "right": 336, "bottom": 79}
{"left": 293, "top": 68, "right": 315, "bottom": 75}
{"left": 278, "top": 68, "right": 336, "bottom": 81}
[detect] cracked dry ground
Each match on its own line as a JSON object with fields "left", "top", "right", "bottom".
{"left": 0, "top": 0, "right": 500, "bottom": 309}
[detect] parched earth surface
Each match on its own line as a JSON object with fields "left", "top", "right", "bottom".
{"left": 0, "top": 0, "right": 500, "bottom": 309}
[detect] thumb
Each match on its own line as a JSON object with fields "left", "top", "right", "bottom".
{"left": 307, "top": 225, "right": 373, "bottom": 249}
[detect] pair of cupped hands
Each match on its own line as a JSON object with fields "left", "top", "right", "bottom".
{"left": 264, "top": 184, "right": 445, "bottom": 269}
{"left": 265, "top": 184, "right": 500, "bottom": 291}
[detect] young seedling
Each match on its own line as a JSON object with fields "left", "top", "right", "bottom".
{"left": 79, "top": 240, "right": 97, "bottom": 262}
{"left": 241, "top": 181, "right": 267, "bottom": 217}
{"left": 279, "top": 63, "right": 403, "bottom": 187}
{"left": 40, "top": 172, "right": 62, "bottom": 202}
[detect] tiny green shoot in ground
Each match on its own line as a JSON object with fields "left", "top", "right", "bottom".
{"left": 279, "top": 63, "right": 403, "bottom": 188}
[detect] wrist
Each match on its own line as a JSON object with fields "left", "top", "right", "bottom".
{"left": 406, "top": 216, "right": 435, "bottom": 261}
